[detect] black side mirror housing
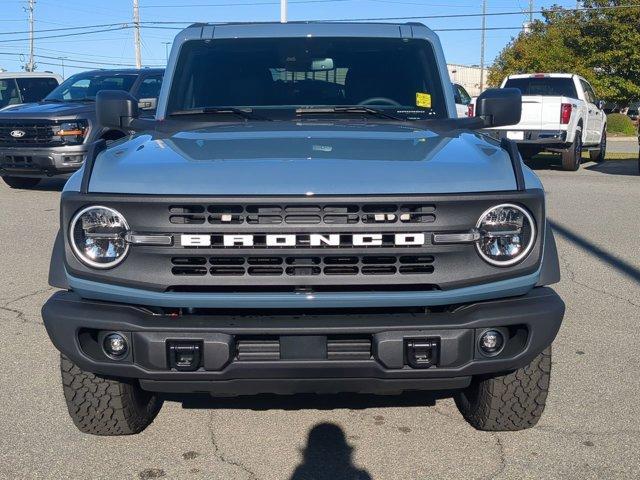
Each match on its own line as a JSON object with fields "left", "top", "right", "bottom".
{"left": 96, "top": 90, "right": 139, "bottom": 130}
{"left": 475, "top": 88, "right": 522, "bottom": 128}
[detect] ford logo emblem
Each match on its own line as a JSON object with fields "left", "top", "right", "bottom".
{"left": 10, "top": 130, "right": 26, "bottom": 138}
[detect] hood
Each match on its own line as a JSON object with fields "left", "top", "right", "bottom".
{"left": 0, "top": 101, "right": 93, "bottom": 118}
{"left": 86, "top": 121, "right": 518, "bottom": 195}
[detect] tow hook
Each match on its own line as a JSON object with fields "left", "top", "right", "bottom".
{"left": 405, "top": 338, "right": 440, "bottom": 369}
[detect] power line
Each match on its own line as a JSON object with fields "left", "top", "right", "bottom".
{"left": 0, "top": 26, "right": 132, "bottom": 44}
{"left": 141, "top": 0, "right": 351, "bottom": 7}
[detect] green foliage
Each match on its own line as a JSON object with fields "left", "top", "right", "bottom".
{"left": 488, "top": 0, "right": 640, "bottom": 105}
{"left": 606, "top": 113, "right": 638, "bottom": 135}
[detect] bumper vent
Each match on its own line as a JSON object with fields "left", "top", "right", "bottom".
{"left": 235, "top": 336, "right": 371, "bottom": 361}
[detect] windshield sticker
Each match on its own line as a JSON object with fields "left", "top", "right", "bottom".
{"left": 416, "top": 92, "right": 432, "bottom": 108}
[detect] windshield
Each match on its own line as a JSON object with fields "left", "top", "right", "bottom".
{"left": 504, "top": 77, "right": 578, "bottom": 98}
{"left": 46, "top": 72, "right": 137, "bottom": 102}
{"left": 167, "top": 37, "right": 447, "bottom": 119}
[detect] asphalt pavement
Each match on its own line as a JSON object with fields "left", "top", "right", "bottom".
{"left": 0, "top": 159, "right": 639, "bottom": 480}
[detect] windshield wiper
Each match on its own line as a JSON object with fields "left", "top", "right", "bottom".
{"left": 296, "top": 106, "right": 407, "bottom": 122}
{"left": 169, "top": 107, "right": 269, "bottom": 121}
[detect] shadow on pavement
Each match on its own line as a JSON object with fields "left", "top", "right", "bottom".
{"left": 289, "top": 423, "right": 372, "bottom": 480}
{"left": 550, "top": 219, "right": 640, "bottom": 285}
{"left": 173, "top": 390, "right": 444, "bottom": 411}
{"left": 584, "top": 159, "right": 640, "bottom": 177}
{"left": 33, "top": 178, "right": 67, "bottom": 192}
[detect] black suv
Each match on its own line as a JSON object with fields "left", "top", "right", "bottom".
{"left": 0, "top": 68, "right": 163, "bottom": 189}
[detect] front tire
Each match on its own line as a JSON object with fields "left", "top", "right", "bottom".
{"left": 561, "top": 128, "right": 582, "bottom": 171}
{"left": 2, "top": 176, "right": 41, "bottom": 189}
{"left": 589, "top": 129, "right": 606, "bottom": 163}
{"left": 60, "top": 355, "right": 163, "bottom": 436}
{"left": 455, "top": 347, "right": 552, "bottom": 431}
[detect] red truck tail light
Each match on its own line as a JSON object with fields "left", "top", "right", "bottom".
{"left": 560, "top": 103, "right": 572, "bottom": 124}
{"left": 467, "top": 104, "right": 474, "bottom": 117}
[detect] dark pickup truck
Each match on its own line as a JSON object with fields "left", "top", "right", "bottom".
{"left": 0, "top": 68, "right": 163, "bottom": 189}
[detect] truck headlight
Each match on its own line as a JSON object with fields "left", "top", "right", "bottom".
{"left": 53, "top": 120, "right": 88, "bottom": 144}
{"left": 70, "top": 206, "right": 130, "bottom": 268}
{"left": 475, "top": 204, "right": 536, "bottom": 267}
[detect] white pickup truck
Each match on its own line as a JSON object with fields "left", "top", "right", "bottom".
{"left": 481, "top": 73, "right": 607, "bottom": 171}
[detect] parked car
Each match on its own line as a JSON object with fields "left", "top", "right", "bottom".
{"left": 0, "top": 68, "right": 163, "bottom": 189}
{"left": 453, "top": 83, "right": 472, "bottom": 117}
{"left": 478, "top": 73, "right": 607, "bottom": 170}
{"left": 0, "top": 72, "right": 62, "bottom": 111}
{"left": 627, "top": 106, "right": 639, "bottom": 122}
{"left": 43, "top": 22, "right": 564, "bottom": 436}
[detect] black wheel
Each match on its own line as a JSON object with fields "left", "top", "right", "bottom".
{"left": 589, "top": 129, "right": 606, "bottom": 163}
{"left": 561, "top": 128, "right": 582, "bottom": 171}
{"left": 2, "top": 176, "right": 41, "bottom": 189}
{"left": 60, "top": 355, "right": 163, "bottom": 436}
{"left": 455, "top": 347, "right": 551, "bottom": 431}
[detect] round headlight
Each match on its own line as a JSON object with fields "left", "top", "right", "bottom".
{"left": 70, "top": 206, "right": 130, "bottom": 269}
{"left": 476, "top": 204, "right": 536, "bottom": 267}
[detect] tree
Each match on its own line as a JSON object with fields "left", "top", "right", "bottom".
{"left": 488, "top": 0, "right": 640, "bottom": 105}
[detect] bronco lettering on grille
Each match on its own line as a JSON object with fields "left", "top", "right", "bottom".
{"left": 180, "top": 233, "right": 426, "bottom": 248}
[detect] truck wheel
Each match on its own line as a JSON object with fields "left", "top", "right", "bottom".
{"left": 561, "top": 128, "right": 582, "bottom": 171}
{"left": 589, "top": 130, "right": 606, "bottom": 163}
{"left": 2, "top": 176, "right": 41, "bottom": 189}
{"left": 60, "top": 355, "right": 163, "bottom": 436}
{"left": 455, "top": 347, "right": 551, "bottom": 431}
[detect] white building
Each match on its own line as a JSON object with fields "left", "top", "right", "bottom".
{"left": 447, "top": 64, "right": 488, "bottom": 97}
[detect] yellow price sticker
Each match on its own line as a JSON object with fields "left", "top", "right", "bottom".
{"left": 416, "top": 92, "right": 432, "bottom": 108}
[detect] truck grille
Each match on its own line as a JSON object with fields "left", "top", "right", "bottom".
{"left": 171, "top": 255, "right": 435, "bottom": 277}
{"left": 0, "top": 120, "right": 59, "bottom": 146}
{"left": 169, "top": 202, "right": 436, "bottom": 225}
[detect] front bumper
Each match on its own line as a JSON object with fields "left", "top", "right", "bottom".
{"left": 0, "top": 145, "right": 88, "bottom": 177}
{"left": 42, "top": 287, "right": 564, "bottom": 395}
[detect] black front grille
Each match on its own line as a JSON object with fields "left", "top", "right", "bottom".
{"left": 171, "top": 255, "right": 435, "bottom": 277}
{"left": 0, "top": 120, "right": 58, "bottom": 146}
{"left": 169, "top": 202, "right": 436, "bottom": 225}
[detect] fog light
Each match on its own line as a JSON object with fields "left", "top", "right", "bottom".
{"left": 479, "top": 330, "right": 504, "bottom": 356}
{"left": 103, "top": 333, "right": 128, "bottom": 358}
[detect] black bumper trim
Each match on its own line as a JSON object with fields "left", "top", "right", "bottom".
{"left": 42, "top": 287, "right": 564, "bottom": 395}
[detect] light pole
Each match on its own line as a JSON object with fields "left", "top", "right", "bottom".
{"left": 163, "top": 42, "right": 171, "bottom": 63}
{"left": 280, "top": 0, "right": 287, "bottom": 23}
{"left": 479, "top": 0, "right": 487, "bottom": 92}
{"left": 58, "top": 56, "right": 68, "bottom": 79}
{"left": 133, "top": 0, "right": 142, "bottom": 68}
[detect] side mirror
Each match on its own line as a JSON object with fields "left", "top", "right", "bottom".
{"left": 597, "top": 100, "right": 605, "bottom": 110}
{"left": 475, "top": 88, "right": 522, "bottom": 128}
{"left": 96, "top": 90, "right": 139, "bottom": 130}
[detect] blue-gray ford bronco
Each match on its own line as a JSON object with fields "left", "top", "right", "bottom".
{"left": 43, "top": 22, "right": 564, "bottom": 436}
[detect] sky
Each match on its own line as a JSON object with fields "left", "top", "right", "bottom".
{"left": 0, "top": 0, "right": 582, "bottom": 78}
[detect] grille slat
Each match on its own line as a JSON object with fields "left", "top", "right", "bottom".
{"left": 171, "top": 255, "right": 435, "bottom": 277}
{"left": 167, "top": 202, "right": 436, "bottom": 226}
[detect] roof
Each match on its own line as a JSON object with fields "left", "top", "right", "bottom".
{"left": 176, "top": 21, "right": 435, "bottom": 41}
{"left": 506, "top": 73, "right": 576, "bottom": 79}
{"left": 70, "top": 68, "right": 165, "bottom": 76}
{"left": 0, "top": 71, "right": 62, "bottom": 80}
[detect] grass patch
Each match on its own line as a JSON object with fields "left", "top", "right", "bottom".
{"left": 607, "top": 113, "right": 638, "bottom": 136}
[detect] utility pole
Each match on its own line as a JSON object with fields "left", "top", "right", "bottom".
{"left": 280, "top": 0, "right": 287, "bottom": 23}
{"left": 479, "top": 0, "right": 486, "bottom": 92}
{"left": 26, "top": 0, "right": 36, "bottom": 72}
{"left": 163, "top": 42, "right": 171, "bottom": 63}
{"left": 529, "top": 0, "right": 534, "bottom": 23}
{"left": 133, "top": 0, "right": 142, "bottom": 69}
{"left": 58, "top": 56, "right": 68, "bottom": 79}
